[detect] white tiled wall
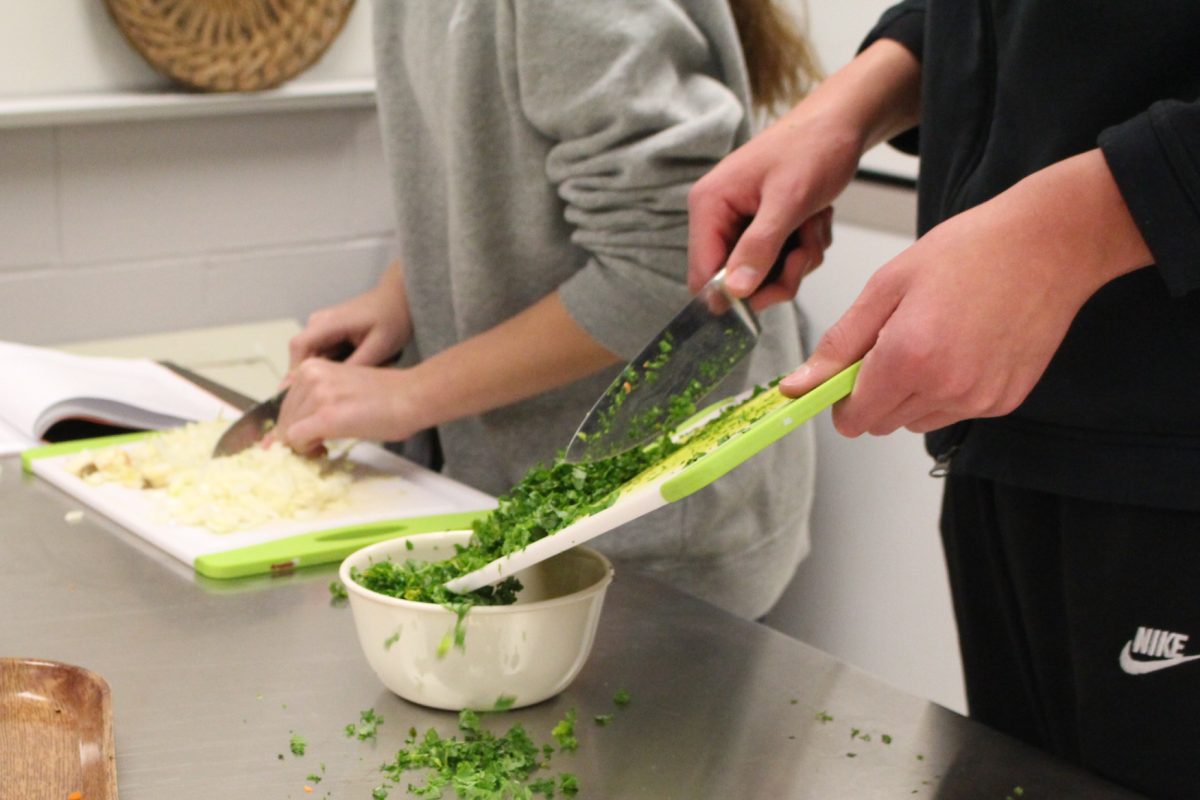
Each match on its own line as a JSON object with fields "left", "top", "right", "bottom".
{"left": 0, "top": 107, "right": 395, "bottom": 345}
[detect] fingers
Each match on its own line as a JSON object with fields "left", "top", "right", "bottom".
{"left": 288, "top": 311, "right": 349, "bottom": 372}
{"left": 746, "top": 207, "right": 834, "bottom": 312}
{"left": 721, "top": 200, "right": 806, "bottom": 297}
{"left": 687, "top": 183, "right": 749, "bottom": 294}
{"left": 779, "top": 270, "right": 903, "bottom": 399}
{"left": 274, "top": 361, "right": 334, "bottom": 456}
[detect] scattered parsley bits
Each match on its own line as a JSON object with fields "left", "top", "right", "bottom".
{"left": 383, "top": 631, "right": 401, "bottom": 650}
{"left": 345, "top": 708, "right": 383, "bottom": 741}
{"left": 815, "top": 711, "right": 834, "bottom": 723}
{"left": 328, "top": 580, "right": 348, "bottom": 601}
{"left": 492, "top": 695, "right": 517, "bottom": 712}
{"left": 551, "top": 708, "right": 578, "bottom": 752}
{"left": 613, "top": 689, "right": 631, "bottom": 708}
{"left": 290, "top": 733, "right": 307, "bottom": 756}
{"left": 306, "top": 773, "right": 322, "bottom": 784}
{"left": 882, "top": 734, "right": 893, "bottom": 745}
{"left": 593, "top": 714, "right": 613, "bottom": 726}
{"left": 375, "top": 708, "right": 580, "bottom": 798}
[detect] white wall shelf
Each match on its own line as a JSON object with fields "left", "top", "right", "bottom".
{"left": 0, "top": 78, "right": 376, "bottom": 129}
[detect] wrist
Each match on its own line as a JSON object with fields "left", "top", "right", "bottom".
{"left": 1004, "top": 149, "right": 1153, "bottom": 294}
{"left": 805, "top": 38, "right": 920, "bottom": 153}
{"left": 382, "top": 364, "right": 442, "bottom": 438}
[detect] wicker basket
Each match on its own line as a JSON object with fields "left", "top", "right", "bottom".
{"left": 104, "top": 0, "right": 356, "bottom": 92}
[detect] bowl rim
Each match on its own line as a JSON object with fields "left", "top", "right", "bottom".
{"left": 338, "top": 530, "right": 614, "bottom": 615}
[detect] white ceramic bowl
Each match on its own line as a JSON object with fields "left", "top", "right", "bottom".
{"left": 339, "top": 531, "right": 614, "bottom": 710}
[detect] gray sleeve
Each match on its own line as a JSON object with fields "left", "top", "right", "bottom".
{"left": 511, "top": 0, "right": 749, "bottom": 359}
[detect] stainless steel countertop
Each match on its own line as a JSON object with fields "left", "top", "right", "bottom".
{"left": 0, "top": 455, "right": 1144, "bottom": 799}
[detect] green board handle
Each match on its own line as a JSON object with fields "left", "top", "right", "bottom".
{"left": 661, "top": 360, "right": 861, "bottom": 503}
{"left": 193, "top": 510, "right": 490, "bottom": 579}
{"left": 21, "top": 431, "right": 157, "bottom": 473}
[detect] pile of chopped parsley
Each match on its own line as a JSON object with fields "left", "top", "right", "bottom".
{"left": 371, "top": 709, "right": 580, "bottom": 799}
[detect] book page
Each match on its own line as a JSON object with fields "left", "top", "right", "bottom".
{"left": 0, "top": 416, "right": 34, "bottom": 456}
{"left": 0, "top": 341, "right": 236, "bottom": 441}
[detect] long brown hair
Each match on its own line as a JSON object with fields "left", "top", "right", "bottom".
{"left": 730, "top": 0, "right": 822, "bottom": 115}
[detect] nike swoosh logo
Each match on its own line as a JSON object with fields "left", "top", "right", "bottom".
{"left": 1119, "top": 642, "right": 1200, "bottom": 675}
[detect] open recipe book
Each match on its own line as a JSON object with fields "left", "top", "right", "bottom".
{"left": 0, "top": 340, "right": 234, "bottom": 456}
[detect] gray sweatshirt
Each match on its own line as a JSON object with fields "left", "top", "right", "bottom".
{"left": 373, "top": 0, "right": 815, "bottom": 619}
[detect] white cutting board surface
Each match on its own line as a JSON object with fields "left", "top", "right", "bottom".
{"left": 32, "top": 441, "right": 496, "bottom": 569}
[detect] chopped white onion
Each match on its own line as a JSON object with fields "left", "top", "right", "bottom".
{"left": 65, "top": 420, "right": 352, "bottom": 533}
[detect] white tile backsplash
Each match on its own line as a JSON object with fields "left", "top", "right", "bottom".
{"left": 0, "top": 128, "right": 59, "bottom": 269}
{"left": 57, "top": 109, "right": 390, "bottom": 264}
{"left": 0, "top": 239, "right": 391, "bottom": 345}
{"left": 198, "top": 239, "right": 393, "bottom": 327}
{"left": 0, "top": 102, "right": 397, "bottom": 345}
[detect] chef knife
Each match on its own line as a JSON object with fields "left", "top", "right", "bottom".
{"left": 211, "top": 341, "right": 358, "bottom": 458}
{"left": 563, "top": 231, "right": 801, "bottom": 464}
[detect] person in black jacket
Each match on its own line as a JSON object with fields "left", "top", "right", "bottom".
{"left": 688, "top": 2, "right": 1200, "bottom": 797}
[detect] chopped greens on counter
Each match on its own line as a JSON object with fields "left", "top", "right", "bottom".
{"left": 550, "top": 709, "right": 578, "bottom": 752}
{"left": 612, "top": 689, "right": 630, "bottom": 708}
{"left": 345, "top": 708, "right": 384, "bottom": 742}
{"left": 329, "top": 580, "right": 348, "bottom": 601}
{"left": 592, "top": 714, "right": 613, "bottom": 726}
{"left": 371, "top": 708, "right": 581, "bottom": 799}
{"left": 290, "top": 733, "right": 307, "bottom": 756}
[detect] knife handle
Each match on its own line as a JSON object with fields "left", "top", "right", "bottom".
{"left": 763, "top": 229, "right": 803, "bottom": 287}
{"left": 325, "top": 340, "right": 357, "bottom": 363}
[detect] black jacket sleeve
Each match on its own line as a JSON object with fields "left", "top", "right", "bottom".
{"left": 1099, "top": 99, "right": 1200, "bottom": 297}
{"left": 858, "top": 1, "right": 925, "bottom": 156}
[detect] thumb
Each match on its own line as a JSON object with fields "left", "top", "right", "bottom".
{"left": 721, "top": 205, "right": 802, "bottom": 297}
{"left": 345, "top": 331, "right": 395, "bottom": 367}
{"left": 779, "top": 275, "right": 902, "bottom": 397}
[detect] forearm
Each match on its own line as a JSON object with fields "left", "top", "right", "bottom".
{"left": 789, "top": 38, "right": 921, "bottom": 156}
{"left": 374, "top": 259, "right": 415, "bottom": 349}
{"left": 402, "top": 291, "right": 620, "bottom": 430}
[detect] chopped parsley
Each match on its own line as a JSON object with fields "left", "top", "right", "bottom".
{"left": 613, "top": 689, "right": 631, "bottom": 708}
{"left": 593, "top": 714, "right": 613, "bottom": 726}
{"left": 375, "top": 708, "right": 580, "bottom": 798}
{"left": 351, "top": 375, "right": 790, "bottom": 656}
{"left": 815, "top": 711, "right": 834, "bottom": 723}
{"left": 289, "top": 733, "right": 306, "bottom": 756}
{"left": 551, "top": 708, "right": 578, "bottom": 752}
{"left": 345, "top": 708, "right": 383, "bottom": 742}
{"left": 328, "top": 580, "right": 348, "bottom": 601}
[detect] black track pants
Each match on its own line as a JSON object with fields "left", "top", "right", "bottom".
{"left": 941, "top": 475, "right": 1200, "bottom": 799}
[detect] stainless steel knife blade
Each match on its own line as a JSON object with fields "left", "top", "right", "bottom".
{"left": 211, "top": 390, "right": 288, "bottom": 457}
{"left": 564, "top": 230, "right": 799, "bottom": 464}
{"left": 563, "top": 272, "right": 761, "bottom": 464}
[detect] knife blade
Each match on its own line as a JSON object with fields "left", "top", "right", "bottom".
{"left": 563, "top": 231, "right": 799, "bottom": 463}
{"left": 211, "top": 341, "right": 358, "bottom": 458}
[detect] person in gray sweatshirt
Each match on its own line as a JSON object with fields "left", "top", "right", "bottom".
{"left": 274, "top": 0, "right": 828, "bottom": 620}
